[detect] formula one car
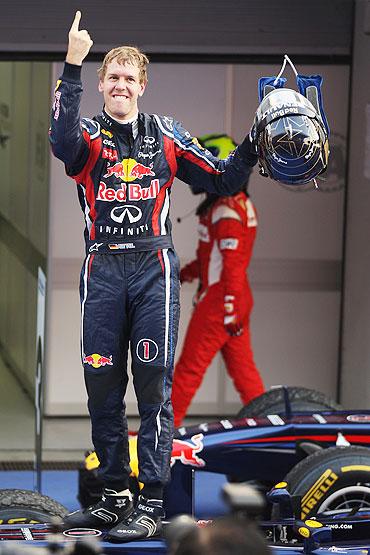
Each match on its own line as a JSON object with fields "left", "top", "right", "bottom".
{"left": 1, "top": 386, "right": 370, "bottom": 554}
{"left": 78, "top": 386, "right": 370, "bottom": 520}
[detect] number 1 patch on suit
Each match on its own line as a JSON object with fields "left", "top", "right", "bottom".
{"left": 136, "top": 339, "right": 159, "bottom": 362}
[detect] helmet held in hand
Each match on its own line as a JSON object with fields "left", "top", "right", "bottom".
{"left": 254, "top": 88, "right": 329, "bottom": 186}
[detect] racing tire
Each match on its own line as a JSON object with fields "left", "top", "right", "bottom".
{"left": 237, "top": 386, "right": 341, "bottom": 419}
{"left": 0, "top": 489, "right": 68, "bottom": 524}
{"left": 274, "top": 446, "right": 370, "bottom": 520}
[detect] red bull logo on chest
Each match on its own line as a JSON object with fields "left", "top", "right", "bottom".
{"left": 98, "top": 180, "right": 160, "bottom": 202}
{"left": 104, "top": 158, "right": 155, "bottom": 182}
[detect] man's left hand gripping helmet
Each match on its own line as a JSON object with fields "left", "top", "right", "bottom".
{"left": 254, "top": 56, "right": 330, "bottom": 186}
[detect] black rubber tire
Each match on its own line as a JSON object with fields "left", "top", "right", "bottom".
{"left": 237, "top": 387, "right": 341, "bottom": 419}
{"left": 0, "top": 489, "right": 68, "bottom": 524}
{"left": 274, "top": 446, "right": 370, "bottom": 520}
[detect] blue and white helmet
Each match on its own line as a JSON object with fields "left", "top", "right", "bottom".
{"left": 254, "top": 59, "right": 330, "bottom": 186}
{"left": 255, "top": 88, "right": 329, "bottom": 185}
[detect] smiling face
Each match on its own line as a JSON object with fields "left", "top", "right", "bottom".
{"left": 98, "top": 59, "right": 147, "bottom": 121}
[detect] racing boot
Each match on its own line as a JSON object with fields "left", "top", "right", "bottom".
{"left": 63, "top": 488, "right": 134, "bottom": 530}
{"left": 106, "top": 494, "right": 165, "bottom": 542}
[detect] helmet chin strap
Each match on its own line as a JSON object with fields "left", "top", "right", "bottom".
{"left": 273, "top": 55, "right": 299, "bottom": 85}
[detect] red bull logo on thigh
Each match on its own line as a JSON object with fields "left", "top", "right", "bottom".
{"left": 83, "top": 353, "right": 113, "bottom": 369}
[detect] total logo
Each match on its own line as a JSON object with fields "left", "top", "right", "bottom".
{"left": 83, "top": 353, "right": 113, "bottom": 368}
{"left": 98, "top": 180, "right": 160, "bottom": 202}
{"left": 104, "top": 158, "right": 155, "bottom": 182}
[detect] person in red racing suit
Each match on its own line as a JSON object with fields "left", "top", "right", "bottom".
{"left": 172, "top": 135, "right": 265, "bottom": 427}
{"left": 49, "top": 12, "right": 258, "bottom": 542}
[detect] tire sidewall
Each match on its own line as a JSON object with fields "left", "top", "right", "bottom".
{"left": 287, "top": 448, "right": 370, "bottom": 519}
{"left": 0, "top": 489, "right": 68, "bottom": 524}
{"left": 0, "top": 507, "right": 62, "bottom": 525}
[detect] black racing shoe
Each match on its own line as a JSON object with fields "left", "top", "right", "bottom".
{"left": 106, "top": 495, "right": 165, "bottom": 542}
{"left": 63, "top": 488, "right": 134, "bottom": 530}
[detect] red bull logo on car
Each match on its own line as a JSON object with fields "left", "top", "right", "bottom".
{"left": 104, "top": 158, "right": 155, "bottom": 182}
{"left": 83, "top": 353, "right": 113, "bottom": 369}
{"left": 170, "top": 433, "right": 206, "bottom": 468}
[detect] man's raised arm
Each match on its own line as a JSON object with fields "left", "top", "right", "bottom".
{"left": 49, "top": 11, "right": 95, "bottom": 174}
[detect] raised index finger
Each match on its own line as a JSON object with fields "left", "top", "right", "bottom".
{"left": 70, "top": 10, "right": 81, "bottom": 32}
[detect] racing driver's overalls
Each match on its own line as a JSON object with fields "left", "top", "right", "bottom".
{"left": 49, "top": 62, "right": 258, "bottom": 491}
{"left": 172, "top": 192, "right": 265, "bottom": 426}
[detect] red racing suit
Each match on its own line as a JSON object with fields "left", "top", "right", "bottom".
{"left": 172, "top": 192, "right": 264, "bottom": 426}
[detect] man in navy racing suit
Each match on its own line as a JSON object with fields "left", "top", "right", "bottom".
{"left": 49, "top": 11, "right": 258, "bottom": 542}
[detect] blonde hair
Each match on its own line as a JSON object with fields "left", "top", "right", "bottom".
{"left": 98, "top": 46, "right": 149, "bottom": 84}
